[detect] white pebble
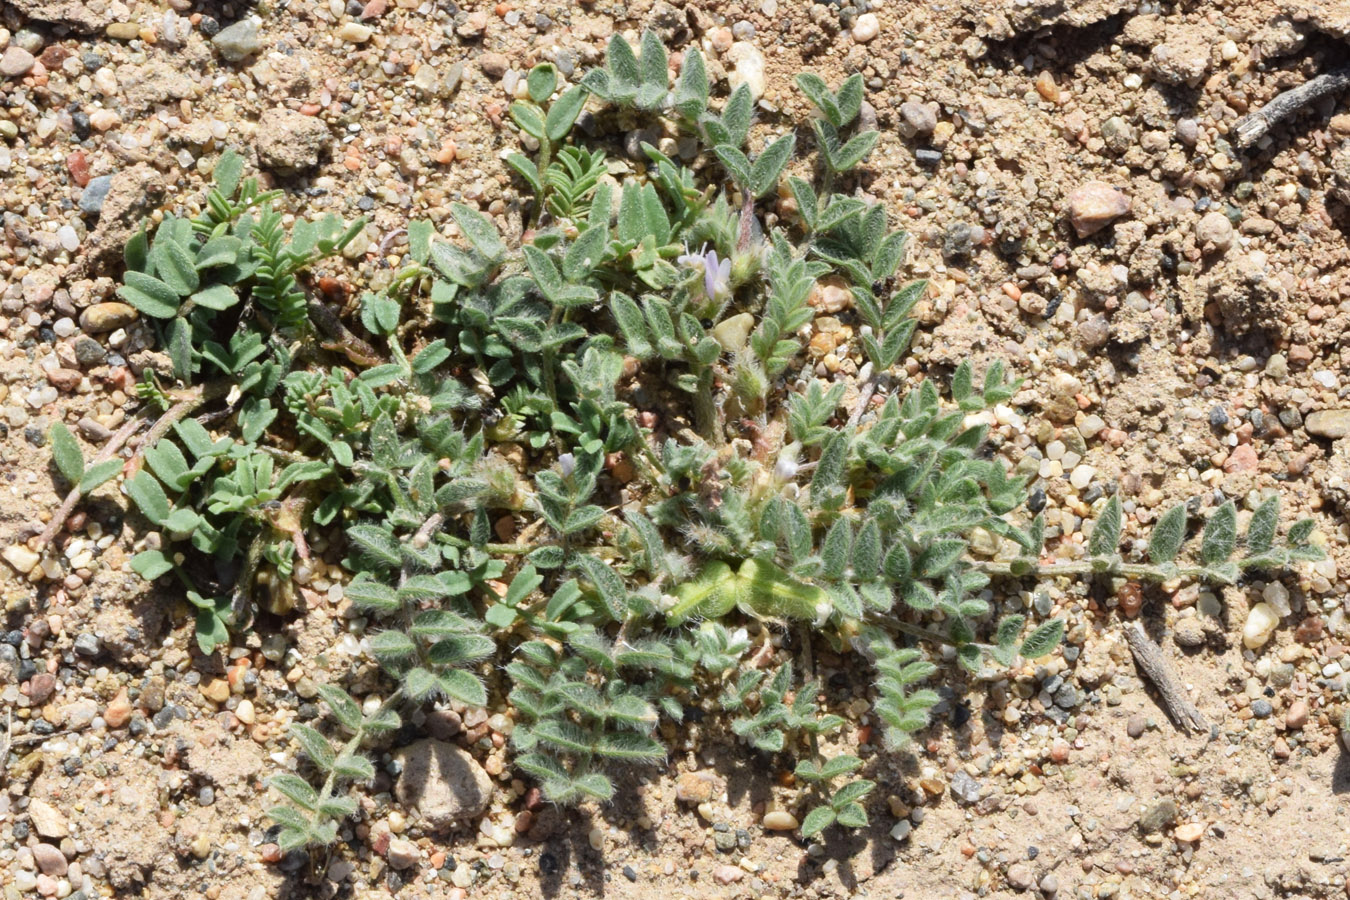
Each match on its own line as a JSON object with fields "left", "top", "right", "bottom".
{"left": 57, "top": 225, "right": 79, "bottom": 252}
{"left": 852, "top": 13, "right": 880, "bottom": 42}
{"left": 1069, "top": 464, "right": 1095, "bottom": 490}
{"left": 1243, "top": 602, "right": 1279, "bottom": 650}
{"left": 336, "top": 22, "right": 373, "bottom": 43}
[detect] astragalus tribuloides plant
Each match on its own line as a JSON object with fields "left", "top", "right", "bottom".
{"left": 44, "top": 30, "right": 1324, "bottom": 853}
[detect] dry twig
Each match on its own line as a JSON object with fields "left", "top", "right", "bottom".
{"left": 1232, "top": 66, "right": 1350, "bottom": 150}
{"left": 1124, "top": 622, "right": 1208, "bottom": 734}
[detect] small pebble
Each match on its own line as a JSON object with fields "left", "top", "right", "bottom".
{"left": 851, "top": 13, "right": 879, "bottom": 43}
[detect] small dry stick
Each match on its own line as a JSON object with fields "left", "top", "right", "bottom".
{"left": 36, "top": 385, "right": 209, "bottom": 549}
{"left": 1124, "top": 622, "right": 1208, "bottom": 734}
{"left": 1232, "top": 66, "right": 1350, "bottom": 150}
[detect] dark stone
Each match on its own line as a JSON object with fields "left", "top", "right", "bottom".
{"left": 1209, "top": 405, "right": 1228, "bottom": 427}
{"left": 915, "top": 148, "right": 942, "bottom": 166}
{"left": 622, "top": 865, "right": 637, "bottom": 882}
{"left": 1251, "top": 699, "right": 1273, "bottom": 719}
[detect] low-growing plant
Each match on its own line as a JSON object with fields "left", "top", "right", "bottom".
{"left": 44, "top": 33, "right": 1323, "bottom": 853}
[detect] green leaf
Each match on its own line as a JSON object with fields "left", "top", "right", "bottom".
{"left": 369, "top": 630, "right": 418, "bottom": 661}
{"left": 1246, "top": 496, "right": 1279, "bottom": 554}
{"left": 546, "top": 85, "right": 588, "bottom": 142}
{"left": 611, "top": 292, "right": 652, "bottom": 357}
{"left": 125, "top": 472, "right": 170, "bottom": 524}
{"left": 118, "top": 271, "right": 180, "bottom": 318}
{"left": 189, "top": 283, "right": 237, "bottom": 311}
{"left": 315, "top": 684, "right": 363, "bottom": 733}
{"left": 639, "top": 30, "right": 668, "bottom": 93}
{"left": 795, "top": 73, "right": 840, "bottom": 127}
{"left": 344, "top": 576, "right": 399, "bottom": 612}
{"left": 407, "top": 220, "right": 434, "bottom": 264}
{"left": 832, "top": 130, "right": 880, "bottom": 172}
{"left": 811, "top": 431, "right": 850, "bottom": 496}
{"left": 195, "top": 236, "right": 241, "bottom": 269}
{"left": 347, "top": 525, "right": 401, "bottom": 569}
{"left": 426, "top": 634, "right": 496, "bottom": 665}
{"left": 438, "top": 669, "right": 487, "bottom": 707}
{"left": 1088, "top": 495, "right": 1122, "bottom": 558}
{"left": 1019, "top": 618, "right": 1064, "bottom": 659}
{"left": 607, "top": 34, "right": 640, "bottom": 91}
{"left": 834, "top": 801, "right": 868, "bottom": 829}
{"left": 527, "top": 64, "right": 557, "bottom": 104}
{"left": 917, "top": 540, "right": 964, "bottom": 578}
{"left": 124, "top": 224, "right": 149, "bottom": 273}
{"left": 673, "top": 47, "right": 708, "bottom": 119}
{"left": 149, "top": 237, "right": 200, "bottom": 296}
{"left": 573, "top": 553, "right": 628, "bottom": 621}
{"left": 563, "top": 225, "right": 607, "bottom": 282}
{"left": 835, "top": 74, "right": 863, "bottom": 126}
{"left": 720, "top": 83, "right": 753, "bottom": 146}
{"left": 485, "top": 604, "right": 518, "bottom": 629}
{"left": 714, "top": 144, "right": 751, "bottom": 188}
{"left": 268, "top": 774, "right": 319, "bottom": 811}
{"left": 852, "top": 519, "right": 882, "bottom": 581}
{"left": 49, "top": 422, "right": 83, "bottom": 485}
{"left": 195, "top": 607, "right": 229, "bottom": 655}
{"left": 1148, "top": 504, "right": 1187, "bottom": 564}
{"left": 214, "top": 148, "right": 245, "bottom": 197}
{"left": 130, "top": 549, "right": 174, "bottom": 580}
{"left": 331, "top": 754, "right": 375, "bottom": 782}
{"left": 821, "top": 518, "right": 852, "bottom": 580}
{"left": 800, "top": 805, "right": 837, "bottom": 838}
{"left": 289, "top": 723, "right": 335, "bottom": 770}
{"left": 451, "top": 202, "right": 505, "bottom": 261}
{"left": 750, "top": 133, "right": 795, "bottom": 198}
{"left": 509, "top": 101, "right": 546, "bottom": 139}
{"left": 1200, "top": 500, "right": 1237, "bottom": 566}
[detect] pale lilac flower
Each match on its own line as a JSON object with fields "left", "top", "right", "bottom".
{"left": 703, "top": 248, "right": 731, "bottom": 301}
{"left": 558, "top": 453, "right": 576, "bottom": 478}
{"left": 678, "top": 244, "right": 732, "bottom": 301}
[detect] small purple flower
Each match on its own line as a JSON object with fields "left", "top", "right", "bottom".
{"left": 678, "top": 243, "right": 732, "bottom": 301}
{"left": 702, "top": 248, "right": 731, "bottom": 301}
{"left": 558, "top": 453, "right": 576, "bottom": 478}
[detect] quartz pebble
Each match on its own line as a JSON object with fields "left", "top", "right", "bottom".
{"left": 212, "top": 17, "right": 262, "bottom": 61}
{"left": 337, "top": 22, "right": 373, "bottom": 42}
{"left": 1066, "top": 181, "right": 1131, "bottom": 237}
{"left": 761, "top": 810, "right": 798, "bottom": 831}
{"left": 1243, "top": 602, "right": 1279, "bottom": 650}
{"left": 1195, "top": 211, "right": 1233, "bottom": 253}
{"left": 852, "top": 13, "right": 880, "bottom": 43}
{"left": 727, "top": 42, "right": 765, "bottom": 101}
{"left": 0, "top": 45, "right": 36, "bottom": 77}
{"left": 1174, "top": 822, "right": 1204, "bottom": 843}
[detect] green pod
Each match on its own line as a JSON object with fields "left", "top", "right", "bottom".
{"left": 737, "top": 558, "right": 828, "bottom": 621}
{"left": 667, "top": 561, "right": 739, "bottom": 625}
